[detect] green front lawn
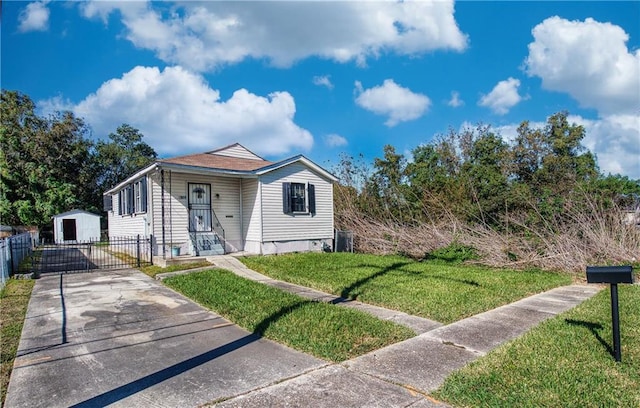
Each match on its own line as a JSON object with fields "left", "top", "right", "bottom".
{"left": 434, "top": 285, "right": 640, "bottom": 407}
{"left": 164, "top": 268, "right": 414, "bottom": 362}
{"left": 240, "top": 253, "right": 572, "bottom": 324}
{"left": 1, "top": 279, "right": 34, "bottom": 406}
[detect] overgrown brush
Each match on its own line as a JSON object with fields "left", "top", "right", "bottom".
{"left": 335, "top": 186, "right": 640, "bottom": 274}
{"left": 331, "top": 112, "right": 640, "bottom": 274}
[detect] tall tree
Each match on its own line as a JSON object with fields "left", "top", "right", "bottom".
{"left": 366, "top": 145, "right": 411, "bottom": 219}
{"left": 459, "top": 129, "right": 510, "bottom": 223}
{"left": 93, "top": 124, "right": 157, "bottom": 193}
{"left": 1, "top": 90, "right": 92, "bottom": 227}
{"left": 513, "top": 112, "right": 598, "bottom": 196}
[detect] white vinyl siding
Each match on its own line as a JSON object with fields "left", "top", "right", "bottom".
{"left": 241, "top": 178, "right": 261, "bottom": 245}
{"left": 148, "top": 171, "right": 242, "bottom": 251}
{"left": 107, "top": 176, "right": 149, "bottom": 238}
{"left": 260, "top": 163, "right": 334, "bottom": 242}
{"left": 107, "top": 192, "right": 147, "bottom": 239}
{"left": 149, "top": 171, "right": 188, "bottom": 245}
{"left": 213, "top": 144, "right": 263, "bottom": 160}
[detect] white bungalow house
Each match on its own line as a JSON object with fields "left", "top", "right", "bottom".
{"left": 103, "top": 143, "right": 337, "bottom": 258}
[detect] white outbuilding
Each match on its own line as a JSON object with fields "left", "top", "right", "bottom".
{"left": 52, "top": 209, "right": 101, "bottom": 243}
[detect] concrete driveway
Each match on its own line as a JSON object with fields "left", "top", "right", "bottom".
{"left": 4, "top": 269, "right": 325, "bottom": 407}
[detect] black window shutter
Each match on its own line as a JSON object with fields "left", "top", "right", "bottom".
{"left": 140, "top": 177, "right": 148, "bottom": 212}
{"left": 127, "top": 184, "right": 134, "bottom": 215}
{"left": 103, "top": 195, "right": 113, "bottom": 212}
{"left": 308, "top": 183, "right": 316, "bottom": 215}
{"left": 282, "top": 182, "right": 292, "bottom": 214}
{"left": 118, "top": 191, "right": 123, "bottom": 215}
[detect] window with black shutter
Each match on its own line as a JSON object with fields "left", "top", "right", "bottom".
{"left": 103, "top": 195, "right": 113, "bottom": 212}
{"left": 291, "top": 183, "right": 306, "bottom": 212}
{"left": 140, "top": 176, "right": 147, "bottom": 212}
{"left": 133, "top": 177, "right": 148, "bottom": 213}
{"left": 118, "top": 176, "right": 148, "bottom": 215}
{"left": 117, "top": 185, "right": 133, "bottom": 215}
{"left": 282, "top": 182, "right": 292, "bottom": 214}
{"left": 126, "top": 184, "right": 133, "bottom": 214}
{"left": 308, "top": 183, "right": 316, "bottom": 215}
{"left": 282, "top": 182, "right": 316, "bottom": 215}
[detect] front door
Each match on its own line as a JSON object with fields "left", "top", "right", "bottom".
{"left": 188, "top": 183, "right": 212, "bottom": 232}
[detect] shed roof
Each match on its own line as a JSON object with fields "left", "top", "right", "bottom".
{"left": 52, "top": 209, "right": 100, "bottom": 219}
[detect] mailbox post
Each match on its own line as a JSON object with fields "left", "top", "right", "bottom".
{"left": 586, "top": 265, "right": 634, "bottom": 362}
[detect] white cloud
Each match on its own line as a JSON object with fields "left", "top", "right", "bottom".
{"left": 354, "top": 79, "right": 431, "bottom": 127}
{"left": 313, "top": 75, "right": 334, "bottom": 90}
{"left": 40, "top": 66, "right": 313, "bottom": 157}
{"left": 80, "top": 1, "right": 145, "bottom": 24}
{"left": 325, "top": 133, "right": 348, "bottom": 147}
{"left": 478, "top": 77, "right": 524, "bottom": 115}
{"left": 79, "top": 1, "right": 467, "bottom": 72}
{"left": 570, "top": 114, "right": 640, "bottom": 178}
{"left": 522, "top": 16, "right": 640, "bottom": 178}
{"left": 525, "top": 16, "right": 640, "bottom": 116}
{"left": 18, "top": 1, "right": 50, "bottom": 32}
{"left": 448, "top": 90, "right": 464, "bottom": 107}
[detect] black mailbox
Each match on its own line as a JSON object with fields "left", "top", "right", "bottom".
{"left": 585, "top": 265, "right": 634, "bottom": 362}
{"left": 586, "top": 266, "right": 634, "bottom": 284}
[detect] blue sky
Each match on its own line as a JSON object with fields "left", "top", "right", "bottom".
{"left": 2, "top": 1, "right": 639, "bottom": 178}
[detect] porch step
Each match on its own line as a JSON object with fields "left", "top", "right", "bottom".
{"left": 194, "top": 243, "right": 225, "bottom": 256}
{"left": 190, "top": 232, "right": 224, "bottom": 256}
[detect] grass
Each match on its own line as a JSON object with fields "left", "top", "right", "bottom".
{"left": 15, "top": 249, "right": 42, "bottom": 275}
{"left": 139, "top": 261, "right": 212, "bottom": 278}
{"left": 433, "top": 285, "right": 640, "bottom": 407}
{"left": 240, "top": 252, "right": 572, "bottom": 324}
{"left": 164, "top": 268, "right": 415, "bottom": 362}
{"left": 102, "top": 248, "right": 149, "bottom": 269}
{"left": 0, "top": 279, "right": 34, "bottom": 406}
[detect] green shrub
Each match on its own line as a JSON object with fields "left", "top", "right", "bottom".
{"left": 425, "top": 242, "right": 478, "bottom": 263}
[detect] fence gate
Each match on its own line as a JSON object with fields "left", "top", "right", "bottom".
{"left": 34, "top": 236, "right": 152, "bottom": 274}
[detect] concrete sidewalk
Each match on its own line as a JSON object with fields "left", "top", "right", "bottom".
{"left": 214, "top": 285, "right": 600, "bottom": 407}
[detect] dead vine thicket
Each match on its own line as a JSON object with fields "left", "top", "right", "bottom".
{"left": 334, "top": 187, "right": 640, "bottom": 274}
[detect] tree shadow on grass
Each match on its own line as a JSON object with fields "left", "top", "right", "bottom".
{"left": 565, "top": 319, "right": 614, "bottom": 358}
{"left": 428, "top": 275, "right": 480, "bottom": 287}
{"left": 338, "top": 262, "right": 479, "bottom": 301}
{"left": 339, "top": 262, "right": 411, "bottom": 300}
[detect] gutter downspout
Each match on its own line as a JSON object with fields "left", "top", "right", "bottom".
{"left": 169, "top": 170, "right": 173, "bottom": 256}
{"left": 239, "top": 179, "right": 243, "bottom": 251}
{"left": 161, "top": 169, "right": 166, "bottom": 260}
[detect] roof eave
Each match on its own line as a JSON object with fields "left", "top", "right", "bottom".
{"left": 156, "top": 162, "right": 261, "bottom": 178}
{"left": 255, "top": 155, "right": 338, "bottom": 182}
{"left": 104, "top": 163, "right": 158, "bottom": 195}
